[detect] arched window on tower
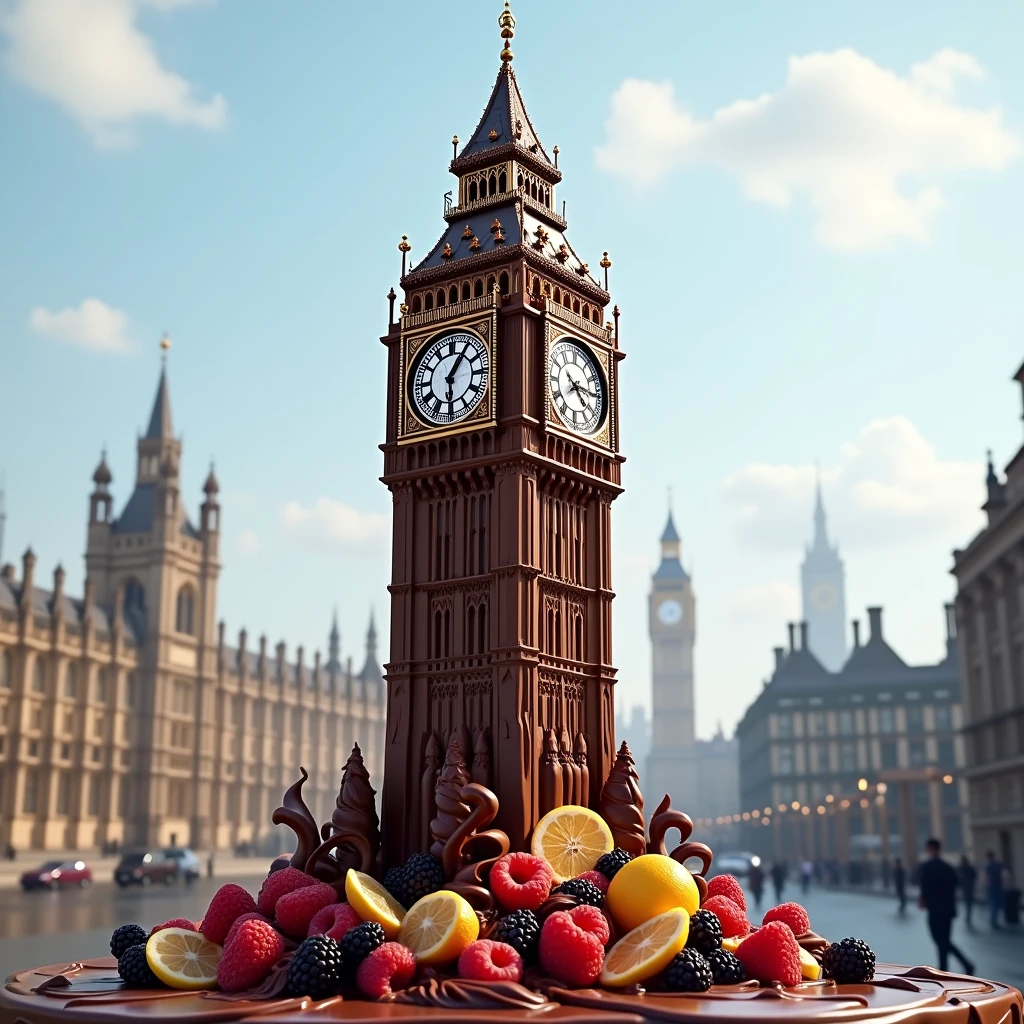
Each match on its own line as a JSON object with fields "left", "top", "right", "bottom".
{"left": 486, "top": 275, "right": 496, "bottom": 293}
{"left": 499, "top": 272, "right": 509, "bottom": 295}
{"left": 488, "top": 173, "right": 497, "bottom": 196}
{"left": 412, "top": 295, "right": 422, "bottom": 313}
{"left": 436, "top": 289, "right": 446, "bottom": 307}
{"left": 449, "top": 285, "right": 458, "bottom": 304}
{"left": 433, "top": 611, "right": 442, "bottom": 660}
{"left": 517, "top": 172, "right": 524, "bottom": 189}
{"left": 461, "top": 281, "right": 471, "bottom": 301}
{"left": 469, "top": 180, "right": 478, "bottom": 202}
{"left": 32, "top": 657, "right": 45, "bottom": 693}
{"left": 474, "top": 279, "right": 484, "bottom": 298}
{"left": 425, "top": 292, "right": 434, "bottom": 310}
{"left": 575, "top": 616, "right": 584, "bottom": 661}
{"left": 123, "top": 578, "right": 147, "bottom": 639}
{"left": 498, "top": 170, "right": 507, "bottom": 192}
{"left": 467, "top": 605, "right": 476, "bottom": 656}
{"left": 478, "top": 603, "right": 487, "bottom": 654}
{"left": 175, "top": 585, "right": 196, "bottom": 636}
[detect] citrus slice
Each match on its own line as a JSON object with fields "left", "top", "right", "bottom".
{"left": 599, "top": 908, "right": 690, "bottom": 988}
{"left": 345, "top": 868, "right": 406, "bottom": 939}
{"left": 722, "top": 935, "right": 746, "bottom": 953}
{"left": 145, "top": 927, "right": 222, "bottom": 990}
{"left": 398, "top": 889, "right": 479, "bottom": 964}
{"left": 530, "top": 805, "right": 614, "bottom": 882}
{"left": 800, "top": 946, "right": 821, "bottom": 980}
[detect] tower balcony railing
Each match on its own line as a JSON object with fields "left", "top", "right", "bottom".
{"left": 444, "top": 186, "right": 567, "bottom": 231}
{"left": 402, "top": 292, "right": 497, "bottom": 331}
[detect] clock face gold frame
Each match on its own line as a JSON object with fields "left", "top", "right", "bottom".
{"left": 542, "top": 310, "right": 616, "bottom": 451}
{"left": 398, "top": 306, "right": 497, "bottom": 444}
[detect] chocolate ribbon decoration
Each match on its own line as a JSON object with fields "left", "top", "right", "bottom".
{"left": 647, "top": 793, "right": 714, "bottom": 902}
{"left": 271, "top": 767, "right": 321, "bottom": 872}
{"left": 442, "top": 782, "right": 510, "bottom": 911}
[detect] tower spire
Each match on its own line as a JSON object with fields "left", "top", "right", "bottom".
{"left": 146, "top": 336, "right": 174, "bottom": 441}
{"left": 328, "top": 606, "right": 341, "bottom": 667}
{"left": 498, "top": 1, "right": 515, "bottom": 63}
{"left": 811, "top": 464, "right": 828, "bottom": 549}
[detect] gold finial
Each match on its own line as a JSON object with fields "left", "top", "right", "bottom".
{"left": 452, "top": 134, "right": 459, "bottom": 159}
{"left": 159, "top": 332, "right": 171, "bottom": 364}
{"left": 499, "top": 1, "right": 515, "bottom": 62}
{"left": 398, "top": 234, "right": 411, "bottom": 276}
{"left": 600, "top": 250, "right": 612, "bottom": 290}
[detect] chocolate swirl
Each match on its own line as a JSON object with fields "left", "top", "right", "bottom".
{"left": 430, "top": 734, "right": 471, "bottom": 862}
{"left": 391, "top": 977, "right": 552, "bottom": 1011}
{"left": 270, "top": 767, "right": 320, "bottom": 871}
{"left": 443, "top": 782, "right": 510, "bottom": 911}
{"left": 648, "top": 793, "right": 714, "bottom": 901}
{"left": 599, "top": 741, "right": 646, "bottom": 857}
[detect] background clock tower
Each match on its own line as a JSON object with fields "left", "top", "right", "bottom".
{"left": 800, "top": 478, "right": 847, "bottom": 671}
{"left": 378, "top": 4, "right": 624, "bottom": 866}
{"left": 646, "top": 509, "right": 696, "bottom": 806}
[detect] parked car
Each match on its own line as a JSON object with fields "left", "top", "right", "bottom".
{"left": 114, "top": 850, "right": 181, "bottom": 887}
{"left": 20, "top": 860, "right": 92, "bottom": 890}
{"left": 161, "top": 847, "right": 201, "bottom": 883}
{"left": 711, "top": 851, "right": 761, "bottom": 879}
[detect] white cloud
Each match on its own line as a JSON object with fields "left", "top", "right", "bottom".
{"left": 0, "top": 0, "right": 226, "bottom": 147}
{"left": 237, "top": 529, "right": 260, "bottom": 557}
{"left": 723, "top": 416, "right": 984, "bottom": 550}
{"left": 29, "top": 297, "right": 135, "bottom": 353}
{"left": 726, "top": 581, "right": 800, "bottom": 623}
{"left": 596, "top": 48, "right": 1019, "bottom": 249}
{"left": 281, "top": 498, "right": 389, "bottom": 549}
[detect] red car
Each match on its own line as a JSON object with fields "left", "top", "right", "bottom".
{"left": 20, "top": 860, "right": 93, "bottom": 890}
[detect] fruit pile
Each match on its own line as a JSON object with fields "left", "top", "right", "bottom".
{"left": 109, "top": 804, "right": 876, "bottom": 1000}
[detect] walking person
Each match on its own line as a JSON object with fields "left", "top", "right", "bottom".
{"left": 771, "top": 860, "right": 787, "bottom": 904}
{"left": 919, "top": 838, "right": 974, "bottom": 974}
{"left": 957, "top": 855, "right": 978, "bottom": 928}
{"left": 984, "top": 851, "right": 1004, "bottom": 929}
{"left": 894, "top": 857, "right": 907, "bottom": 915}
{"left": 748, "top": 861, "right": 765, "bottom": 910}
{"left": 800, "top": 858, "right": 813, "bottom": 894}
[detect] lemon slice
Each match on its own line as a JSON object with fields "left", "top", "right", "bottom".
{"left": 722, "top": 935, "right": 746, "bottom": 953}
{"left": 530, "top": 805, "right": 614, "bottom": 882}
{"left": 345, "top": 869, "right": 406, "bottom": 939}
{"left": 397, "top": 889, "right": 479, "bottom": 964}
{"left": 145, "top": 928, "right": 222, "bottom": 990}
{"left": 800, "top": 946, "right": 821, "bottom": 980}
{"left": 599, "top": 908, "right": 690, "bottom": 988}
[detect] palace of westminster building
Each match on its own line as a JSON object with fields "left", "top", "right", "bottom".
{"left": 0, "top": 360, "right": 385, "bottom": 853}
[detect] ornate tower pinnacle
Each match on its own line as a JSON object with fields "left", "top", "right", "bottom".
{"left": 498, "top": 1, "right": 515, "bottom": 62}
{"left": 800, "top": 473, "right": 846, "bottom": 671}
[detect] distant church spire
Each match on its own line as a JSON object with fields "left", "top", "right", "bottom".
{"left": 810, "top": 464, "right": 830, "bottom": 552}
{"left": 800, "top": 472, "right": 847, "bottom": 672}
{"left": 328, "top": 606, "right": 341, "bottom": 667}
{"left": 146, "top": 341, "right": 174, "bottom": 441}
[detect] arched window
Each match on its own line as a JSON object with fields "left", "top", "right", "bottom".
{"left": 517, "top": 173, "right": 523, "bottom": 189}
{"left": 488, "top": 173, "right": 497, "bottom": 196}
{"left": 449, "top": 285, "right": 458, "bottom": 304}
{"left": 175, "top": 585, "right": 196, "bottom": 635}
{"left": 436, "top": 289, "right": 446, "bottom": 307}
{"left": 553, "top": 288, "right": 561, "bottom": 304}
{"left": 498, "top": 170, "right": 507, "bottom": 192}
{"left": 575, "top": 616, "right": 584, "bottom": 660}
{"left": 433, "top": 611, "right": 442, "bottom": 660}
{"left": 425, "top": 292, "right": 434, "bottom": 310}
{"left": 592, "top": 309, "right": 601, "bottom": 324}
{"left": 478, "top": 604, "right": 487, "bottom": 654}
{"left": 473, "top": 279, "right": 484, "bottom": 298}
{"left": 499, "top": 272, "right": 509, "bottom": 295}
{"left": 468, "top": 180, "right": 478, "bottom": 202}
{"left": 486, "top": 275, "right": 496, "bottom": 293}
{"left": 467, "top": 605, "right": 476, "bottom": 656}
{"left": 573, "top": 299, "right": 581, "bottom": 314}
{"left": 124, "top": 578, "right": 145, "bottom": 616}
{"left": 544, "top": 188, "right": 550, "bottom": 208}
{"left": 33, "top": 657, "right": 46, "bottom": 693}
{"left": 531, "top": 181, "right": 538, "bottom": 200}
{"left": 461, "top": 281, "right": 471, "bottom": 301}
{"left": 583, "top": 304, "right": 590, "bottom": 321}
{"left": 65, "top": 663, "right": 77, "bottom": 698}
{"left": 0, "top": 649, "right": 9, "bottom": 689}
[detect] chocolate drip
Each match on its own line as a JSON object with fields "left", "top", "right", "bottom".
{"left": 471, "top": 727, "right": 491, "bottom": 788}
{"left": 574, "top": 732, "right": 590, "bottom": 807}
{"left": 420, "top": 732, "right": 442, "bottom": 850}
{"left": 392, "top": 977, "right": 552, "bottom": 1011}
{"left": 599, "top": 741, "right": 646, "bottom": 857}
{"left": 648, "top": 793, "right": 715, "bottom": 899}
{"left": 538, "top": 729, "right": 563, "bottom": 816}
{"left": 430, "top": 734, "right": 471, "bottom": 862}
{"left": 560, "top": 727, "right": 580, "bottom": 804}
{"left": 443, "top": 782, "right": 510, "bottom": 911}
{"left": 271, "top": 767, "right": 320, "bottom": 870}
{"left": 306, "top": 743, "right": 379, "bottom": 882}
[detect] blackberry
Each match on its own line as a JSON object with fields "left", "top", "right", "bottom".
{"left": 706, "top": 948, "right": 746, "bottom": 985}
{"left": 552, "top": 878, "right": 604, "bottom": 907}
{"left": 595, "top": 848, "right": 632, "bottom": 880}
{"left": 339, "top": 920, "right": 386, "bottom": 967}
{"left": 665, "top": 949, "right": 714, "bottom": 992}
{"left": 117, "top": 944, "right": 160, "bottom": 988}
{"left": 491, "top": 909, "right": 541, "bottom": 963}
{"left": 110, "top": 923, "right": 147, "bottom": 960}
{"left": 822, "top": 938, "right": 875, "bottom": 984}
{"left": 402, "top": 853, "right": 445, "bottom": 904}
{"left": 383, "top": 865, "right": 408, "bottom": 906}
{"left": 286, "top": 936, "right": 346, "bottom": 999}
{"left": 686, "top": 909, "right": 723, "bottom": 956}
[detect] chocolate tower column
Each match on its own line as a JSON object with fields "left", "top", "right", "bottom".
{"left": 539, "top": 729, "right": 563, "bottom": 817}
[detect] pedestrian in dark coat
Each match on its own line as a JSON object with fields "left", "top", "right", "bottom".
{"left": 919, "top": 838, "right": 974, "bottom": 974}
{"left": 957, "top": 855, "right": 977, "bottom": 928}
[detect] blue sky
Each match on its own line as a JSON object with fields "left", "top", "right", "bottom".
{"left": 1, "top": 0, "right": 1021, "bottom": 737}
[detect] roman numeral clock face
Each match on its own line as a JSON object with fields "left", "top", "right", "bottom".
{"left": 409, "top": 329, "right": 489, "bottom": 426}
{"left": 549, "top": 338, "right": 606, "bottom": 435}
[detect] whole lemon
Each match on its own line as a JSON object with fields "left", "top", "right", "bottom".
{"left": 606, "top": 854, "right": 700, "bottom": 932}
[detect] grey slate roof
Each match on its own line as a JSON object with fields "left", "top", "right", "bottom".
{"left": 661, "top": 512, "right": 680, "bottom": 544}
{"left": 0, "top": 577, "right": 125, "bottom": 640}
{"left": 653, "top": 558, "right": 689, "bottom": 582}
{"left": 112, "top": 482, "right": 200, "bottom": 538}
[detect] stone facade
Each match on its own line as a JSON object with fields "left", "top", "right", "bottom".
{"left": 0, "top": 362, "right": 384, "bottom": 853}
{"left": 952, "top": 360, "right": 1024, "bottom": 886}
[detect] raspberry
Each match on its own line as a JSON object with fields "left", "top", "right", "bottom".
{"left": 569, "top": 904, "right": 610, "bottom": 946}
{"left": 308, "top": 902, "right": 362, "bottom": 941}
{"left": 553, "top": 878, "right": 604, "bottom": 907}
{"left": 110, "top": 924, "right": 147, "bottom": 959}
{"left": 707, "top": 948, "right": 746, "bottom": 985}
{"left": 355, "top": 941, "right": 417, "bottom": 998}
{"left": 706, "top": 874, "right": 747, "bottom": 912}
{"left": 224, "top": 912, "right": 269, "bottom": 948}
{"left": 149, "top": 917, "right": 197, "bottom": 937}
{"left": 762, "top": 902, "right": 810, "bottom": 936}
{"left": 686, "top": 908, "right": 724, "bottom": 955}
{"left": 200, "top": 883, "right": 258, "bottom": 944}
{"left": 736, "top": 920, "right": 801, "bottom": 986}
{"left": 822, "top": 938, "right": 875, "bottom": 983}
{"left": 256, "top": 866, "right": 319, "bottom": 917}
{"left": 665, "top": 949, "right": 714, "bottom": 992}
{"left": 491, "top": 909, "right": 541, "bottom": 963}
{"left": 490, "top": 852, "right": 554, "bottom": 912}
{"left": 274, "top": 882, "right": 338, "bottom": 938}
{"left": 594, "top": 848, "right": 632, "bottom": 880}
{"left": 117, "top": 944, "right": 160, "bottom": 988}
{"left": 538, "top": 909, "right": 604, "bottom": 987}
{"left": 286, "top": 936, "right": 346, "bottom": 999}
{"left": 702, "top": 895, "right": 750, "bottom": 938}
{"left": 458, "top": 939, "right": 524, "bottom": 983}
{"left": 217, "top": 919, "right": 286, "bottom": 993}
{"left": 575, "top": 870, "right": 610, "bottom": 894}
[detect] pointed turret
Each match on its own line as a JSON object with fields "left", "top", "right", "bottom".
{"left": 983, "top": 449, "right": 1007, "bottom": 523}
{"left": 357, "top": 610, "right": 382, "bottom": 693}
{"left": 145, "top": 367, "right": 173, "bottom": 440}
{"left": 808, "top": 468, "right": 832, "bottom": 555}
{"left": 328, "top": 607, "right": 341, "bottom": 668}
{"left": 800, "top": 472, "right": 846, "bottom": 671}
{"left": 654, "top": 504, "right": 687, "bottom": 582}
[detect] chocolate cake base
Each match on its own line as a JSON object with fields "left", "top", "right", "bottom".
{"left": 4, "top": 957, "right": 1021, "bottom": 1024}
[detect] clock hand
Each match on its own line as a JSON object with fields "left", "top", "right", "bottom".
{"left": 445, "top": 344, "right": 468, "bottom": 384}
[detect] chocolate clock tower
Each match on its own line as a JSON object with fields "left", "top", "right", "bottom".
{"left": 378, "top": 4, "right": 624, "bottom": 867}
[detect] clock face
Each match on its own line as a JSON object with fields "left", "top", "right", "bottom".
{"left": 809, "top": 582, "right": 839, "bottom": 612}
{"left": 658, "top": 599, "right": 682, "bottom": 625}
{"left": 548, "top": 338, "right": 606, "bottom": 436}
{"left": 409, "top": 329, "right": 489, "bottom": 426}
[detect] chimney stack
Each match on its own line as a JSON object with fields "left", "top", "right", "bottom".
{"left": 787, "top": 622, "right": 796, "bottom": 652}
{"left": 20, "top": 547, "right": 36, "bottom": 613}
{"left": 852, "top": 619, "right": 861, "bottom": 649}
{"left": 867, "top": 606, "right": 883, "bottom": 641}
{"left": 944, "top": 603, "right": 957, "bottom": 643}
{"left": 258, "top": 634, "right": 267, "bottom": 673}
{"left": 773, "top": 646, "right": 785, "bottom": 671}
{"left": 799, "top": 621, "right": 808, "bottom": 651}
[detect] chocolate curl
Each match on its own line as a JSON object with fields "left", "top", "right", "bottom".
{"left": 573, "top": 732, "right": 590, "bottom": 807}
{"left": 647, "top": 793, "right": 714, "bottom": 900}
{"left": 271, "top": 767, "right": 320, "bottom": 870}
{"left": 560, "top": 727, "right": 579, "bottom": 805}
{"left": 599, "top": 741, "right": 646, "bottom": 857}
{"left": 420, "top": 733, "right": 442, "bottom": 850}
{"left": 471, "top": 727, "right": 491, "bottom": 788}
{"left": 444, "top": 782, "right": 510, "bottom": 912}
{"left": 538, "top": 729, "right": 563, "bottom": 816}
{"left": 430, "top": 734, "right": 471, "bottom": 863}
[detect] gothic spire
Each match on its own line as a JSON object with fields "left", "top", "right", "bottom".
{"left": 810, "top": 467, "right": 830, "bottom": 552}
{"left": 328, "top": 606, "right": 341, "bottom": 668}
{"left": 358, "top": 609, "right": 381, "bottom": 684}
{"left": 145, "top": 336, "right": 174, "bottom": 440}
